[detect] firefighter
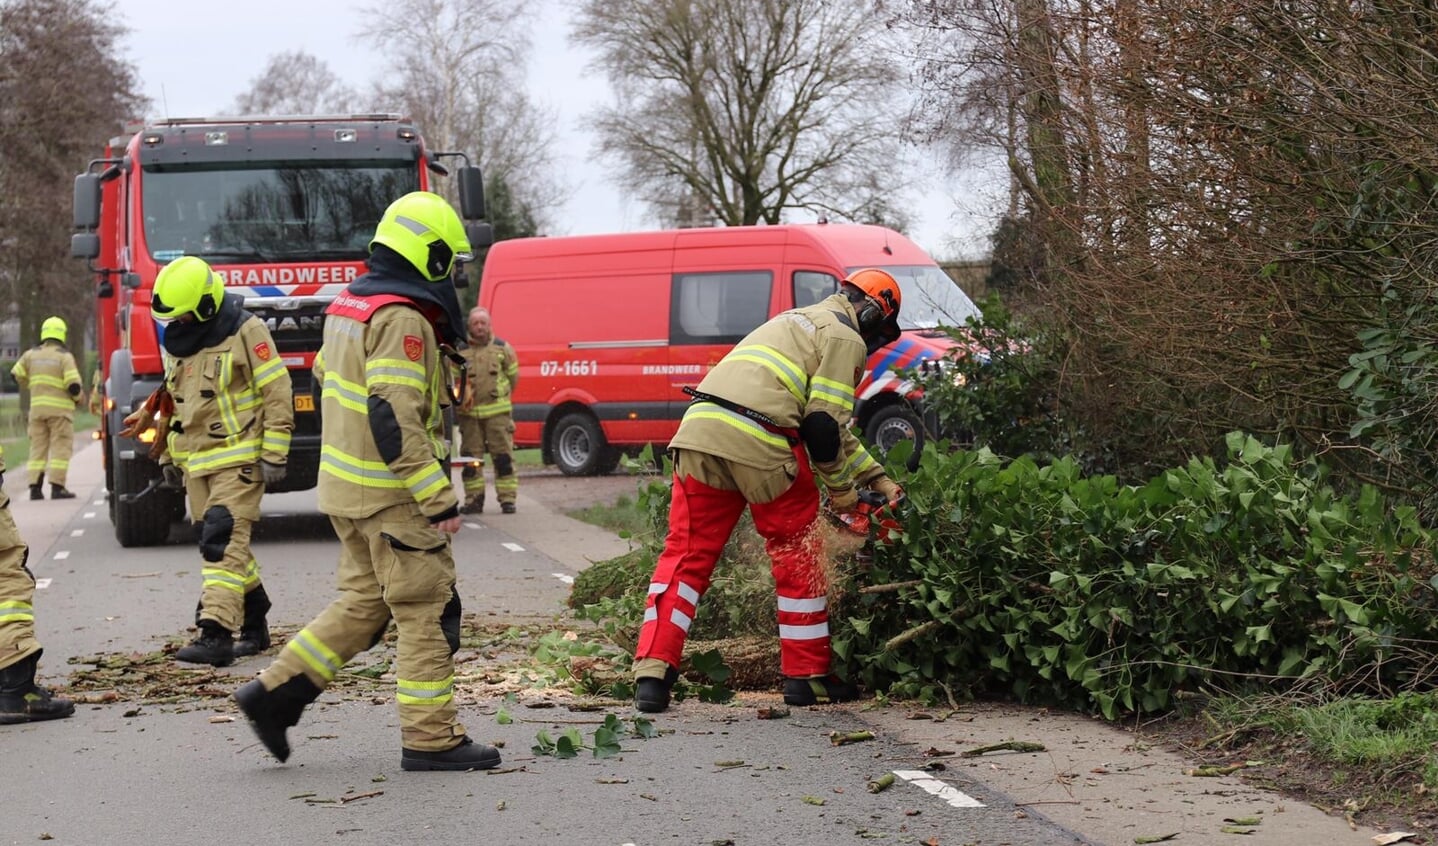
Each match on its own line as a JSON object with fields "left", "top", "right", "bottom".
{"left": 11, "top": 317, "right": 83, "bottom": 500}
{"left": 0, "top": 444, "right": 74, "bottom": 725}
{"left": 148, "top": 256, "right": 293, "bottom": 666}
{"left": 87, "top": 364, "right": 103, "bottom": 415}
{"left": 234, "top": 191, "right": 502, "bottom": 772}
{"left": 457, "top": 306, "right": 519, "bottom": 514}
{"left": 632, "top": 269, "right": 907, "bottom": 713}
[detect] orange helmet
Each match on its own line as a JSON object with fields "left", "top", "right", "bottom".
{"left": 843, "top": 268, "right": 902, "bottom": 353}
{"left": 845, "top": 268, "right": 901, "bottom": 319}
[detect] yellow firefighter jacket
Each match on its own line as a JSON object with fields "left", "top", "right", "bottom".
{"left": 12, "top": 342, "right": 81, "bottom": 420}
{"left": 668, "top": 293, "right": 884, "bottom": 494}
{"left": 460, "top": 338, "right": 518, "bottom": 419}
{"left": 313, "top": 302, "right": 456, "bottom": 520}
{"left": 164, "top": 317, "right": 294, "bottom": 478}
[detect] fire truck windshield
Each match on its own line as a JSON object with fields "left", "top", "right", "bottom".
{"left": 141, "top": 162, "right": 420, "bottom": 263}
{"left": 849, "top": 265, "right": 983, "bottom": 330}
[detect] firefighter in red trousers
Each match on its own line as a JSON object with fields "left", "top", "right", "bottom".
{"left": 234, "top": 191, "right": 501, "bottom": 772}
{"left": 634, "top": 269, "right": 907, "bottom": 712}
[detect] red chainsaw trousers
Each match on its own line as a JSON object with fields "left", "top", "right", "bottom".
{"left": 635, "top": 448, "right": 832, "bottom": 678}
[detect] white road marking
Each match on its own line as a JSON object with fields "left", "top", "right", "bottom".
{"left": 502, "top": 542, "right": 525, "bottom": 552}
{"left": 464, "top": 522, "right": 484, "bottom": 530}
{"left": 83, "top": 512, "right": 96, "bottom": 519}
{"left": 92, "top": 499, "right": 104, "bottom": 506}
{"left": 893, "top": 770, "right": 985, "bottom": 808}
{"left": 53, "top": 551, "right": 70, "bottom": 561}
{"left": 35, "top": 578, "right": 51, "bottom": 589}
{"left": 70, "top": 529, "right": 84, "bottom": 537}
{"left": 552, "top": 572, "right": 574, "bottom": 585}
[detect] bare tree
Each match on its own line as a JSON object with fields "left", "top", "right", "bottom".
{"left": 0, "top": 0, "right": 146, "bottom": 363}
{"left": 352, "top": 0, "right": 562, "bottom": 229}
{"left": 898, "top": 0, "right": 1438, "bottom": 500}
{"left": 572, "top": 0, "right": 909, "bottom": 227}
{"left": 230, "top": 51, "right": 358, "bottom": 115}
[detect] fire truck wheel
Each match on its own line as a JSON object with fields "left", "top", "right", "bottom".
{"left": 113, "top": 457, "right": 174, "bottom": 548}
{"left": 550, "top": 412, "right": 620, "bottom": 477}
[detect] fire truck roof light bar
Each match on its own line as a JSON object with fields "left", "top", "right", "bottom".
{"left": 129, "top": 113, "right": 408, "bottom": 132}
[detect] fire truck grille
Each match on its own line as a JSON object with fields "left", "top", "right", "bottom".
{"left": 245, "top": 304, "right": 327, "bottom": 355}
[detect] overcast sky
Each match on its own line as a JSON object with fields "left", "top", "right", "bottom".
{"left": 113, "top": 0, "right": 1003, "bottom": 260}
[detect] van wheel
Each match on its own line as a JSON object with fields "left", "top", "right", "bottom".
{"left": 551, "top": 413, "right": 619, "bottom": 476}
{"left": 865, "top": 404, "right": 925, "bottom": 458}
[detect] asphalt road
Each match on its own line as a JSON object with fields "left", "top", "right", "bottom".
{"left": 2, "top": 442, "right": 1393, "bottom": 846}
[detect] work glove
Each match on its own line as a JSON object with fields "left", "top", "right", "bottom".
{"left": 119, "top": 406, "right": 154, "bottom": 439}
{"left": 160, "top": 463, "right": 184, "bottom": 488}
{"left": 871, "top": 475, "right": 905, "bottom": 506}
{"left": 827, "top": 485, "right": 859, "bottom": 515}
{"left": 259, "top": 460, "right": 287, "bottom": 487}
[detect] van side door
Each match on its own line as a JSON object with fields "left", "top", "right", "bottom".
{"left": 667, "top": 269, "right": 773, "bottom": 420}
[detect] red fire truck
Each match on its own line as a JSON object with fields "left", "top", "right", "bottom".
{"left": 72, "top": 114, "right": 489, "bottom": 546}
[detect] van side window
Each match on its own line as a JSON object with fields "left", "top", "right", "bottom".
{"left": 793, "top": 270, "right": 839, "bottom": 308}
{"left": 670, "top": 271, "right": 773, "bottom": 345}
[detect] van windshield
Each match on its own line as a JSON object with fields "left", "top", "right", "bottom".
{"left": 849, "top": 265, "right": 982, "bottom": 330}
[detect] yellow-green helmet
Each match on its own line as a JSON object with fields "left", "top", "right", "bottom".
{"left": 40, "top": 316, "right": 67, "bottom": 345}
{"left": 369, "top": 191, "right": 472, "bottom": 282}
{"left": 153, "top": 256, "right": 224, "bottom": 322}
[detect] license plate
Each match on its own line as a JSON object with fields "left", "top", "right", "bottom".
{"left": 294, "top": 394, "right": 315, "bottom": 412}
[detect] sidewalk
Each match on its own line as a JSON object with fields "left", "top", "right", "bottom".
{"left": 7, "top": 435, "right": 106, "bottom": 561}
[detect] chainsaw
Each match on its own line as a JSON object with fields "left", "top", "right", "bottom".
{"left": 830, "top": 489, "right": 904, "bottom": 542}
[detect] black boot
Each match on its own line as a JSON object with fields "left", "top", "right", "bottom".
{"left": 28, "top": 485, "right": 42, "bottom": 501}
{"left": 500, "top": 502, "right": 516, "bottom": 514}
{"left": 174, "top": 621, "right": 235, "bottom": 667}
{"left": 401, "top": 736, "right": 502, "bottom": 772}
{"left": 234, "top": 675, "right": 321, "bottom": 763}
{"left": 783, "top": 674, "right": 861, "bottom": 706}
{"left": 634, "top": 665, "right": 680, "bottom": 713}
{"left": 50, "top": 484, "right": 76, "bottom": 500}
{"left": 0, "top": 651, "right": 75, "bottom": 724}
{"left": 460, "top": 494, "right": 484, "bottom": 515}
{"left": 234, "top": 586, "right": 272, "bottom": 658}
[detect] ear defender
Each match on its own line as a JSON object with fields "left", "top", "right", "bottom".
{"left": 195, "top": 270, "right": 220, "bottom": 320}
{"left": 426, "top": 239, "right": 454, "bottom": 280}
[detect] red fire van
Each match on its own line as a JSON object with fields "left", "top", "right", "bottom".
{"left": 477, "top": 223, "right": 981, "bottom": 475}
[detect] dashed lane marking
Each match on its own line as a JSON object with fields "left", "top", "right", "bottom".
{"left": 35, "top": 578, "right": 51, "bottom": 589}
{"left": 501, "top": 542, "right": 525, "bottom": 552}
{"left": 92, "top": 499, "right": 104, "bottom": 506}
{"left": 893, "top": 770, "right": 985, "bottom": 808}
{"left": 464, "top": 522, "right": 484, "bottom": 530}
{"left": 70, "top": 529, "right": 84, "bottom": 537}
{"left": 552, "top": 573, "right": 574, "bottom": 585}
{"left": 53, "top": 551, "right": 70, "bottom": 561}
{"left": 83, "top": 512, "right": 96, "bottom": 519}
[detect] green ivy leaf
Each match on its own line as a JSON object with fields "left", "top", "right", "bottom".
{"left": 592, "top": 726, "right": 622, "bottom": 758}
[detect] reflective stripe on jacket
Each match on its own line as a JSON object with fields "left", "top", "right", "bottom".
{"left": 165, "top": 317, "right": 294, "bottom": 477}
{"left": 668, "top": 293, "right": 883, "bottom": 491}
{"left": 12, "top": 342, "right": 80, "bottom": 419}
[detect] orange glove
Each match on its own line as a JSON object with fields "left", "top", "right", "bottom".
{"left": 119, "top": 406, "right": 153, "bottom": 438}
{"left": 827, "top": 486, "right": 859, "bottom": 514}
{"left": 871, "top": 476, "right": 905, "bottom": 506}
